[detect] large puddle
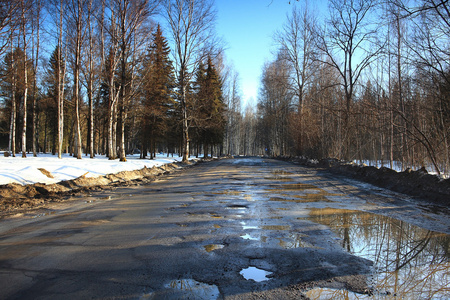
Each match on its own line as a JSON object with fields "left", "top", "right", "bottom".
{"left": 307, "top": 208, "right": 450, "bottom": 299}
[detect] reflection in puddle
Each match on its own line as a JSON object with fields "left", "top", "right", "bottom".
{"left": 165, "top": 279, "right": 220, "bottom": 299}
{"left": 240, "top": 267, "right": 272, "bottom": 282}
{"left": 243, "top": 194, "right": 253, "bottom": 201}
{"left": 33, "top": 211, "right": 56, "bottom": 218}
{"left": 203, "top": 244, "right": 224, "bottom": 252}
{"left": 272, "top": 170, "right": 293, "bottom": 175}
{"left": 305, "top": 287, "right": 371, "bottom": 300}
{"left": 308, "top": 208, "right": 450, "bottom": 299}
{"left": 226, "top": 204, "right": 248, "bottom": 210}
{"left": 267, "top": 183, "right": 319, "bottom": 191}
{"left": 242, "top": 225, "right": 259, "bottom": 230}
{"left": 241, "top": 233, "right": 259, "bottom": 241}
{"left": 261, "top": 225, "right": 290, "bottom": 231}
{"left": 277, "top": 233, "right": 320, "bottom": 249}
{"left": 265, "top": 176, "right": 294, "bottom": 181}
{"left": 212, "top": 190, "right": 241, "bottom": 196}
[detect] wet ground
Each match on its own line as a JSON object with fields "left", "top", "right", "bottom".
{"left": 0, "top": 158, "right": 448, "bottom": 299}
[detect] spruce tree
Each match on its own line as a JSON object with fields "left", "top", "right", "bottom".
{"left": 193, "top": 57, "right": 225, "bottom": 157}
{"left": 141, "top": 24, "right": 174, "bottom": 159}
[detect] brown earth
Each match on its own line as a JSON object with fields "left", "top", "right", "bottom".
{"left": 0, "top": 160, "right": 196, "bottom": 217}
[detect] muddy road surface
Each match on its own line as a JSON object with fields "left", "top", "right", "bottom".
{"left": 0, "top": 158, "right": 448, "bottom": 299}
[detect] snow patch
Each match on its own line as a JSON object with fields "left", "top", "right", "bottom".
{"left": 0, "top": 153, "right": 188, "bottom": 186}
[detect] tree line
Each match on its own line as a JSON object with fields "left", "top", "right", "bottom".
{"left": 231, "top": 0, "right": 449, "bottom": 176}
{"left": 0, "top": 0, "right": 226, "bottom": 162}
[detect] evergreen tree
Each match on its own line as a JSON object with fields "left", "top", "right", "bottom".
{"left": 0, "top": 48, "right": 35, "bottom": 155}
{"left": 193, "top": 56, "right": 225, "bottom": 157}
{"left": 141, "top": 24, "right": 175, "bottom": 159}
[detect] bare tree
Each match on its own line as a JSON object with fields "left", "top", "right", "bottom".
{"left": 258, "top": 53, "right": 293, "bottom": 156}
{"left": 316, "top": 0, "right": 382, "bottom": 161}
{"left": 274, "top": 3, "right": 316, "bottom": 155}
{"left": 164, "top": 0, "right": 217, "bottom": 162}
{"left": 0, "top": 0, "right": 20, "bottom": 56}
{"left": 115, "top": 0, "right": 156, "bottom": 162}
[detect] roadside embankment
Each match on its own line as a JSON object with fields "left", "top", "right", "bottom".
{"left": 0, "top": 161, "right": 195, "bottom": 215}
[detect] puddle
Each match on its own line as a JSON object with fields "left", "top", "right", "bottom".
{"left": 241, "top": 233, "right": 259, "bottom": 241}
{"left": 276, "top": 233, "right": 320, "bottom": 249}
{"left": 203, "top": 244, "right": 224, "bottom": 252}
{"left": 265, "top": 176, "right": 294, "bottom": 181}
{"left": 272, "top": 170, "right": 293, "bottom": 175}
{"left": 261, "top": 225, "right": 290, "bottom": 230}
{"left": 242, "top": 225, "right": 259, "bottom": 230}
{"left": 32, "top": 211, "right": 56, "bottom": 218}
{"left": 165, "top": 279, "right": 220, "bottom": 299}
{"left": 212, "top": 190, "right": 241, "bottom": 196}
{"left": 307, "top": 208, "right": 450, "bottom": 299}
{"left": 226, "top": 204, "right": 248, "bottom": 210}
{"left": 240, "top": 266, "right": 272, "bottom": 282}
{"left": 240, "top": 221, "right": 256, "bottom": 229}
{"left": 267, "top": 183, "right": 319, "bottom": 192}
{"left": 269, "top": 191, "right": 343, "bottom": 203}
{"left": 305, "top": 287, "right": 372, "bottom": 299}
{"left": 243, "top": 194, "right": 253, "bottom": 201}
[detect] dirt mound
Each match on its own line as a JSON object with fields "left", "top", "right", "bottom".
{"left": 0, "top": 161, "right": 191, "bottom": 216}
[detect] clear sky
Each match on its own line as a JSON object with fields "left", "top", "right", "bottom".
{"left": 215, "top": 0, "right": 298, "bottom": 107}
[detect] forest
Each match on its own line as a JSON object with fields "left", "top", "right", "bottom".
{"left": 0, "top": 0, "right": 225, "bottom": 163}
{"left": 242, "top": 0, "right": 449, "bottom": 176}
{"left": 0, "top": 0, "right": 449, "bottom": 176}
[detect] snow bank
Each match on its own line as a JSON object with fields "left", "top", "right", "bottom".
{"left": 0, "top": 153, "right": 186, "bottom": 186}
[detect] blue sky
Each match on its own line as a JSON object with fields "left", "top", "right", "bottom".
{"left": 215, "top": 0, "right": 297, "bottom": 106}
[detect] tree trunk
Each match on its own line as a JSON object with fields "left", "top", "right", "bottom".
{"left": 20, "top": 0, "right": 29, "bottom": 158}
{"left": 32, "top": 1, "right": 41, "bottom": 157}
{"left": 57, "top": 0, "right": 66, "bottom": 159}
{"left": 73, "top": 0, "right": 82, "bottom": 160}
{"left": 9, "top": 39, "right": 16, "bottom": 157}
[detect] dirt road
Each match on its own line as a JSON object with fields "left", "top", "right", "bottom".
{"left": 0, "top": 158, "right": 448, "bottom": 299}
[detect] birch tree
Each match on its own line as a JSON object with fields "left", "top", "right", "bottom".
{"left": 19, "top": 0, "right": 30, "bottom": 158}
{"left": 66, "top": 0, "right": 86, "bottom": 159}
